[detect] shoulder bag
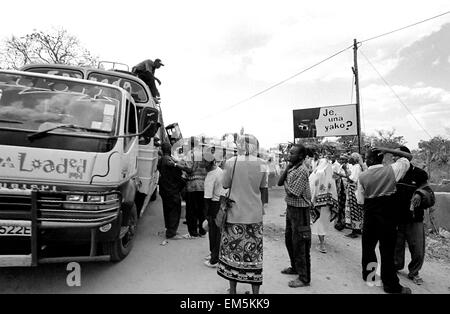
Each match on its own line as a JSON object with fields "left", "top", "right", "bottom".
{"left": 215, "top": 156, "right": 238, "bottom": 229}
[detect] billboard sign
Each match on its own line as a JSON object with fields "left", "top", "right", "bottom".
{"left": 293, "top": 104, "right": 358, "bottom": 138}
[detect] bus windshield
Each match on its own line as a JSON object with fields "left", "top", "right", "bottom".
{"left": 0, "top": 72, "right": 121, "bottom": 135}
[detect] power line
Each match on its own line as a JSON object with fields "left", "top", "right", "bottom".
{"left": 359, "top": 49, "right": 433, "bottom": 139}
{"left": 199, "top": 44, "right": 354, "bottom": 121}
{"left": 199, "top": 9, "right": 450, "bottom": 121}
{"left": 360, "top": 10, "right": 450, "bottom": 43}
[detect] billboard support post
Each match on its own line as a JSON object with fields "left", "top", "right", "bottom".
{"left": 353, "top": 39, "right": 362, "bottom": 154}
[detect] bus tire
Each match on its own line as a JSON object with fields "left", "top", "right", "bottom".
{"left": 104, "top": 204, "right": 138, "bottom": 262}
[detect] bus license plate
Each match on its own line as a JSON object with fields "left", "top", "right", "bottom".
{"left": 0, "top": 225, "right": 31, "bottom": 237}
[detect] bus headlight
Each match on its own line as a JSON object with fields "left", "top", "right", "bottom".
{"left": 66, "top": 194, "right": 84, "bottom": 202}
{"left": 87, "top": 195, "right": 105, "bottom": 202}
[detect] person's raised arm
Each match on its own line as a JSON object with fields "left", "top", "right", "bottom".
{"left": 374, "top": 147, "right": 412, "bottom": 160}
{"left": 374, "top": 147, "right": 411, "bottom": 181}
{"left": 285, "top": 167, "right": 307, "bottom": 198}
{"left": 278, "top": 163, "right": 292, "bottom": 186}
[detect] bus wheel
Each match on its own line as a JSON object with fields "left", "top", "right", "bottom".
{"left": 104, "top": 204, "right": 138, "bottom": 262}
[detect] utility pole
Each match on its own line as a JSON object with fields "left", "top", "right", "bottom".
{"left": 353, "top": 38, "right": 362, "bottom": 154}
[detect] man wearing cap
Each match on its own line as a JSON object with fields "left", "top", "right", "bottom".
{"left": 393, "top": 146, "right": 429, "bottom": 285}
{"left": 132, "top": 58, "right": 164, "bottom": 100}
{"left": 356, "top": 147, "right": 413, "bottom": 294}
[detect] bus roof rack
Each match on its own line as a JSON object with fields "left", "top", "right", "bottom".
{"left": 98, "top": 61, "right": 129, "bottom": 72}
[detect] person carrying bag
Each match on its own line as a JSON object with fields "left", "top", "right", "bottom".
{"left": 216, "top": 134, "right": 268, "bottom": 295}
{"left": 215, "top": 156, "right": 238, "bottom": 229}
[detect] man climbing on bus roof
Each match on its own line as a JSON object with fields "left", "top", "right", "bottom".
{"left": 132, "top": 58, "right": 164, "bottom": 101}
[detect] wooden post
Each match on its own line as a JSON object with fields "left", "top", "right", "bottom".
{"left": 353, "top": 39, "right": 362, "bottom": 154}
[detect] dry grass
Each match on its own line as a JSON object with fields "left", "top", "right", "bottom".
{"left": 425, "top": 233, "right": 450, "bottom": 263}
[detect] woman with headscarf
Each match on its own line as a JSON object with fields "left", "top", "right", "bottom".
{"left": 217, "top": 134, "right": 268, "bottom": 294}
{"left": 310, "top": 158, "right": 339, "bottom": 253}
{"left": 344, "top": 152, "right": 365, "bottom": 238}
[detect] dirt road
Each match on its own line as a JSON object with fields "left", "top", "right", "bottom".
{"left": 1, "top": 188, "right": 449, "bottom": 294}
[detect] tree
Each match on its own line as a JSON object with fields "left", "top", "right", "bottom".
{"left": 0, "top": 27, "right": 98, "bottom": 70}
{"left": 364, "top": 129, "right": 406, "bottom": 148}
{"left": 337, "top": 135, "right": 360, "bottom": 153}
{"left": 417, "top": 136, "right": 450, "bottom": 181}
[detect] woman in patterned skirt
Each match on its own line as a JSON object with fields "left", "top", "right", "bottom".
{"left": 345, "top": 153, "right": 365, "bottom": 238}
{"left": 310, "top": 158, "right": 339, "bottom": 253}
{"left": 217, "top": 134, "right": 268, "bottom": 294}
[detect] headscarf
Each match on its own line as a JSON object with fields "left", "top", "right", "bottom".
{"left": 349, "top": 152, "right": 364, "bottom": 181}
{"left": 237, "top": 134, "right": 259, "bottom": 156}
{"left": 350, "top": 152, "right": 363, "bottom": 165}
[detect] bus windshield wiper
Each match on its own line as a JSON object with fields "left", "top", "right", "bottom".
{"left": 28, "top": 124, "right": 109, "bottom": 141}
{"left": 0, "top": 119, "right": 24, "bottom": 124}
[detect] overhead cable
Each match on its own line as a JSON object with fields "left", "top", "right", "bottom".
{"left": 360, "top": 10, "right": 450, "bottom": 43}
{"left": 359, "top": 49, "right": 432, "bottom": 139}
{"left": 199, "top": 44, "right": 354, "bottom": 120}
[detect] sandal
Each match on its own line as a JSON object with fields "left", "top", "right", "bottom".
{"left": 345, "top": 232, "right": 359, "bottom": 239}
{"left": 167, "top": 234, "right": 183, "bottom": 240}
{"left": 408, "top": 274, "right": 424, "bottom": 285}
{"left": 281, "top": 267, "right": 297, "bottom": 275}
{"left": 288, "top": 278, "right": 310, "bottom": 288}
{"left": 317, "top": 245, "right": 327, "bottom": 254}
{"left": 182, "top": 233, "right": 198, "bottom": 239}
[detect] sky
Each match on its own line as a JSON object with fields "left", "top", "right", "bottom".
{"left": 0, "top": 0, "right": 449, "bottom": 150}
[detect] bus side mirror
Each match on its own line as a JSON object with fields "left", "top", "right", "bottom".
{"left": 139, "top": 107, "right": 160, "bottom": 139}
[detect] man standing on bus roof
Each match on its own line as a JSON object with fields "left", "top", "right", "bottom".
{"left": 132, "top": 58, "right": 164, "bottom": 100}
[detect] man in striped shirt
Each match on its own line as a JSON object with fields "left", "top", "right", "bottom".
{"left": 278, "top": 144, "right": 312, "bottom": 288}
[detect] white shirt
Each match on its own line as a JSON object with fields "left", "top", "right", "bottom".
{"left": 356, "top": 157, "right": 410, "bottom": 204}
{"left": 332, "top": 161, "right": 341, "bottom": 179}
{"left": 348, "top": 164, "right": 363, "bottom": 182}
{"left": 204, "top": 167, "right": 226, "bottom": 201}
{"left": 332, "top": 161, "right": 341, "bottom": 173}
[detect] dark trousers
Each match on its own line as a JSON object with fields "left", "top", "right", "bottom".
{"left": 160, "top": 190, "right": 181, "bottom": 238}
{"left": 135, "top": 70, "right": 160, "bottom": 98}
{"left": 285, "top": 205, "right": 311, "bottom": 284}
{"left": 334, "top": 179, "right": 346, "bottom": 230}
{"left": 186, "top": 191, "right": 206, "bottom": 236}
{"left": 206, "top": 199, "right": 221, "bottom": 264}
{"left": 394, "top": 222, "right": 425, "bottom": 277}
{"left": 362, "top": 206, "right": 401, "bottom": 292}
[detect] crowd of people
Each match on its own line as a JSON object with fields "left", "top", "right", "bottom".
{"left": 157, "top": 135, "right": 269, "bottom": 294}
{"left": 278, "top": 143, "right": 432, "bottom": 294}
{"left": 131, "top": 58, "right": 433, "bottom": 294}
{"left": 156, "top": 136, "right": 433, "bottom": 294}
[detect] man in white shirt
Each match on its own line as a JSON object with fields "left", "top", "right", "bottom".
{"left": 203, "top": 154, "right": 226, "bottom": 268}
{"left": 356, "top": 147, "right": 412, "bottom": 294}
